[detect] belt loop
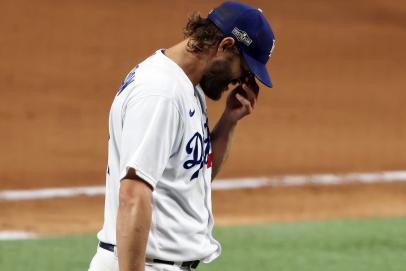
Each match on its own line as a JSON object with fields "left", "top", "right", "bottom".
{"left": 113, "top": 246, "right": 118, "bottom": 257}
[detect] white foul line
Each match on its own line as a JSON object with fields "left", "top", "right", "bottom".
{"left": 0, "top": 186, "right": 106, "bottom": 201}
{"left": 0, "top": 231, "right": 38, "bottom": 240}
{"left": 1, "top": 170, "right": 406, "bottom": 201}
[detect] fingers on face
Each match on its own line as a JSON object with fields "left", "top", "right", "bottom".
{"left": 228, "top": 80, "right": 241, "bottom": 92}
{"left": 235, "top": 93, "right": 253, "bottom": 114}
{"left": 241, "top": 82, "right": 258, "bottom": 109}
{"left": 245, "top": 76, "right": 260, "bottom": 95}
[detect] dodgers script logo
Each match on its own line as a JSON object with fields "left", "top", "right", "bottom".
{"left": 183, "top": 118, "right": 213, "bottom": 181}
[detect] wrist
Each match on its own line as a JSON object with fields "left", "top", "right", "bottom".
{"left": 221, "top": 109, "right": 239, "bottom": 127}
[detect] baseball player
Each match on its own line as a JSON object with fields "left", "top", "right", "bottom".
{"left": 88, "top": 2, "right": 275, "bottom": 271}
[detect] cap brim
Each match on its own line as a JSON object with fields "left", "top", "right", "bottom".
{"left": 242, "top": 51, "right": 273, "bottom": 88}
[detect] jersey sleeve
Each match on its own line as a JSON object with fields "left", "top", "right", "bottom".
{"left": 119, "top": 95, "right": 182, "bottom": 189}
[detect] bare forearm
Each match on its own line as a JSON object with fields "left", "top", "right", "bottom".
{"left": 117, "top": 178, "right": 152, "bottom": 271}
{"left": 210, "top": 112, "right": 237, "bottom": 179}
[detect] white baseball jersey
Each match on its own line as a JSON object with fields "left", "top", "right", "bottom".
{"left": 97, "top": 49, "right": 221, "bottom": 263}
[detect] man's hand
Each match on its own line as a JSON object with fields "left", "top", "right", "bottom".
{"left": 224, "top": 75, "right": 259, "bottom": 124}
{"left": 210, "top": 76, "right": 259, "bottom": 178}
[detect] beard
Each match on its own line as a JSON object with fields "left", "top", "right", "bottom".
{"left": 200, "top": 59, "right": 234, "bottom": 101}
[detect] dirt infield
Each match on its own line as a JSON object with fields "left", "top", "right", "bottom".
{"left": 1, "top": 0, "right": 406, "bottom": 233}
{"left": 1, "top": 182, "right": 406, "bottom": 234}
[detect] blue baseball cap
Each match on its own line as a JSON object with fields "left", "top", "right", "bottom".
{"left": 208, "top": 2, "right": 276, "bottom": 88}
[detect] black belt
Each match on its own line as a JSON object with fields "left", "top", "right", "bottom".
{"left": 99, "top": 242, "right": 200, "bottom": 269}
{"left": 99, "top": 241, "right": 115, "bottom": 252}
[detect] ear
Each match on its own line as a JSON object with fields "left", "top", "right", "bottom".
{"left": 217, "top": 37, "right": 236, "bottom": 54}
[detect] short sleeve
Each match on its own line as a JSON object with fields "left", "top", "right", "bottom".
{"left": 119, "top": 95, "right": 182, "bottom": 189}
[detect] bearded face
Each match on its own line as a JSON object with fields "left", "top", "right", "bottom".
{"left": 199, "top": 58, "right": 235, "bottom": 101}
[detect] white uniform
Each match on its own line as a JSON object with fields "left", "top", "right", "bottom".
{"left": 89, "top": 50, "right": 221, "bottom": 271}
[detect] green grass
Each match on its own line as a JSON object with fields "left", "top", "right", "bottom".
{"left": 1, "top": 217, "right": 406, "bottom": 271}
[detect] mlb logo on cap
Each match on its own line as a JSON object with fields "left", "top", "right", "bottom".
{"left": 208, "top": 1, "right": 276, "bottom": 88}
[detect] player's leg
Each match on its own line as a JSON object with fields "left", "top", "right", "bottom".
{"left": 88, "top": 245, "right": 119, "bottom": 271}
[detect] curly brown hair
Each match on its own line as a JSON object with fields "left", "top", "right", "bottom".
{"left": 183, "top": 12, "right": 239, "bottom": 54}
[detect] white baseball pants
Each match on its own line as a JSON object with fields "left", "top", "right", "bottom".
{"left": 88, "top": 246, "right": 192, "bottom": 271}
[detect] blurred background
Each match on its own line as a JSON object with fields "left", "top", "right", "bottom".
{"left": 1, "top": 0, "right": 406, "bottom": 189}
{"left": 1, "top": 0, "right": 406, "bottom": 270}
